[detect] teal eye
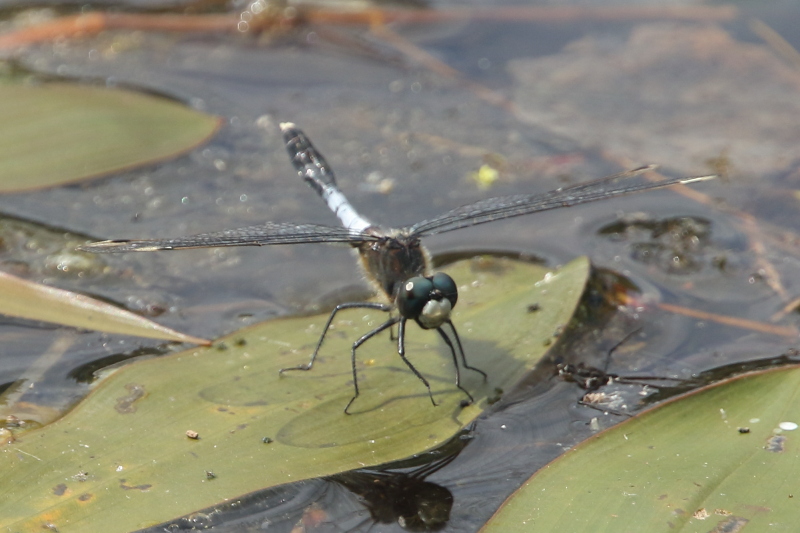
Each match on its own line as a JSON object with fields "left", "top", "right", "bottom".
{"left": 431, "top": 272, "right": 457, "bottom": 308}
{"left": 396, "top": 276, "right": 433, "bottom": 319}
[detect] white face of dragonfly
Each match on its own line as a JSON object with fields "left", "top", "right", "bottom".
{"left": 418, "top": 296, "right": 452, "bottom": 329}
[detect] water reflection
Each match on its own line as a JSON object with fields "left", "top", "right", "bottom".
{"left": 146, "top": 429, "right": 472, "bottom": 532}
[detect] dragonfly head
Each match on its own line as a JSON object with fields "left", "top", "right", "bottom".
{"left": 396, "top": 272, "right": 458, "bottom": 329}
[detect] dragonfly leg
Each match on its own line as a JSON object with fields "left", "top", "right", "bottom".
{"left": 396, "top": 318, "right": 438, "bottom": 408}
{"left": 279, "top": 302, "right": 392, "bottom": 374}
{"left": 344, "top": 316, "right": 399, "bottom": 415}
{"left": 599, "top": 328, "right": 642, "bottom": 374}
{"left": 445, "top": 320, "right": 488, "bottom": 381}
{"left": 435, "top": 327, "right": 474, "bottom": 405}
{"left": 577, "top": 399, "right": 633, "bottom": 418}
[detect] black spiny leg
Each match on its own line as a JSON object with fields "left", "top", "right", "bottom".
{"left": 279, "top": 301, "right": 392, "bottom": 373}
{"left": 445, "top": 320, "right": 488, "bottom": 381}
{"left": 396, "top": 318, "right": 438, "bottom": 407}
{"left": 344, "top": 317, "right": 400, "bottom": 415}
{"left": 435, "top": 327, "right": 474, "bottom": 405}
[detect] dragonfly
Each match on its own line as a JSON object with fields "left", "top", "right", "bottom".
{"left": 80, "top": 122, "right": 715, "bottom": 413}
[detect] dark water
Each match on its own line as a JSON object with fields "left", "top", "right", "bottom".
{"left": 2, "top": 1, "right": 800, "bottom": 531}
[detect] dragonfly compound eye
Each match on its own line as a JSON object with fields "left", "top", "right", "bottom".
{"left": 397, "top": 276, "right": 434, "bottom": 319}
{"left": 396, "top": 275, "right": 455, "bottom": 329}
{"left": 430, "top": 272, "right": 458, "bottom": 308}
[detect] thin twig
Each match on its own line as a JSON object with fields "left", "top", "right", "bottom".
{"left": 658, "top": 302, "right": 798, "bottom": 338}
{"left": 750, "top": 18, "right": 800, "bottom": 71}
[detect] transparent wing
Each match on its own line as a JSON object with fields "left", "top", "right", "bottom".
{"left": 407, "top": 166, "right": 715, "bottom": 238}
{"left": 78, "top": 222, "right": 377, "bottom": 253}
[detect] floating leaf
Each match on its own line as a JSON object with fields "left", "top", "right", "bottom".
{"left": 0, "top": 257, "right": 589, "bottom": 532}
{"left": 0, "top": 82, "right": 220, "bottom": 191}
{"left": 0, "top": 269, "right": 209, "bottom": 344}
{"left": 482, "top": 364, "right": 800, "bottom": 532}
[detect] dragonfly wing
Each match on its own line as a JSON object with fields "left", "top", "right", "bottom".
{"left": 407, "top": 169, "right": 714, "bottom": 238}
{"left": 78, "top": 222, "right": 375, "bottom": 253}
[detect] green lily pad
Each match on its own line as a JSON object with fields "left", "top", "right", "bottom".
{"left": 0, "top": 268, "right": 209, "bottom": 344}
{"left": 0, "top": 82, "right": 220, "bottom": 191}
{"left": 0, "top": 256, "right": 588, "bottom": 532}
{"left": 482, "top": 364, "right": 800, "bottom": 532}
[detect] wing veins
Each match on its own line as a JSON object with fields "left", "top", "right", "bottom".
{"left": 78, "top": 222, "right": 376, "bottom": 253}
{"left": 408, "top": 169, "right": 713, "bottom": 237}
